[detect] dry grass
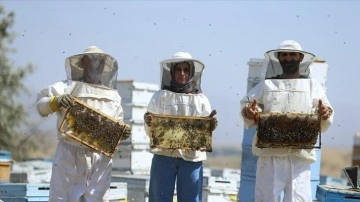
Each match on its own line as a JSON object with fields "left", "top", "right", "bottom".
{"left": 320, "top": 147, "right": 352, "bottom": 178}
{"left": 204, "top": 156, "right": 242, "bottom": 169}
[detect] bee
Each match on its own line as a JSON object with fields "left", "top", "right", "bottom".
{"left": 63, "top": 102, "right": 127, "bottom": 157}
{"left": 257, "top": 113, "right": 320, "bottom": 149}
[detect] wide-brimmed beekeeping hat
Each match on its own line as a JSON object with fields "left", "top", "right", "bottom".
{"left": 264, "top": 40, "right": 316, "bottom": 78}
{"left": 159, "top": 52, "right": 205, "bottom": 91}
{"left": 65, "top": 46, "right": 118, "bottom": 88}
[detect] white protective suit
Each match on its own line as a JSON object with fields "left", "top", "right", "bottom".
{"left": 145, "top": 52, "right": 213, "bottom": 162}
{"left": 146, "top": 90, "right": 212, "bottom": 161}
{"left": 241, "top": 79, "right": 333, "bottom": 162}
{"left": 36, "top": 46, "right": 123, "bottom": 202}
{"left": 240, "top": 40, "right": 334, "bottom": 202}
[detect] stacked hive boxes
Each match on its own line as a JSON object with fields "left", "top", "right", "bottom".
{"left": 113, "top": 80, "right": 159, "bottom": 175}
{"left": 0, "top": 182, "right": 127, "bottom": 202}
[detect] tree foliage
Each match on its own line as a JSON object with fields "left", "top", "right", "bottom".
{"left": 0, "top": 5, "right": 35, "bottom": 157}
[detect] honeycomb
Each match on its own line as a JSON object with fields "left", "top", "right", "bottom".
{"left": 60, "top": 98, "right": 130, "bottom": 157}
{"left": 150, "top": 114, "right": 213, "bottom": 152}
{"left": 256, "top": 112, "right": 321, "bottom": 149}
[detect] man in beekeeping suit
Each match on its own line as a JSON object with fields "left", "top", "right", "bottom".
{"left": 36, "top": 46, "right": 130, "bottom": 202}
{"left": 143, "top": 52, "right": 217, "bottom": 202}
{"left": 240, "top": 40, "right": 334, "bottom": 202}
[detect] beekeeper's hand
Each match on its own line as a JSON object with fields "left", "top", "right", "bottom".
{"left": 121, "top": 124, "right": 132, "bottom": 141}
{"left": 318, "top": 100, "right": 333, "bottom": 120}
{"left": 208, "top": 110, "right": 218, "bottom": 131}
{"left": 210, "top": 117, "right": 218, "bottom": 131}
{"left": 144, "top": 112, "right": 152, "bottom": 127}
{"left": 50, "top": 94, "right": 74, "bottom": 111}
{"left": 242, "top": 99, "right": 260, "bottom": 124}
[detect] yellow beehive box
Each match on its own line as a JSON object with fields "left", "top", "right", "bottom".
{"left": 0, "top": 161, "right": 12, "bottom": 182}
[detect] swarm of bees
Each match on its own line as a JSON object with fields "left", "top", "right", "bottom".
{"left": 150, "top": 114, "right": 213, "bottom": 152}
{"left": 60, "top": 98, "right": 129, "bottom": 157}
{"left": 256, "top": 113, "right": 321, "bottom": 149}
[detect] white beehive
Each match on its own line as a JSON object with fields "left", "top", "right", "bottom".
{"left": 117, "top": 80, "right": 159, "bottom": 122}
{"left": 114, "top": 80, "right": 158, "bottom": 174}
{"left": 246, "top": 58, "right": 265, "bottom": 91}
{"left": 112, "top": 144, "right": 153, "bottom": 175}
{"left": 116, "top": 80, "right": 159, "bottom": 146}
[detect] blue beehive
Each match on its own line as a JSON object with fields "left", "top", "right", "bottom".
{"left": 0, "top": 183, "right": 50, "bottom": 201}
{"left": 316, "top": 185, "right": 360, "bottom": 201}
{"left": 0, "top": 151, "right": 11, "bottom": 161}
{"left": 0, "top": 182, "right": 127, "bottom": 202}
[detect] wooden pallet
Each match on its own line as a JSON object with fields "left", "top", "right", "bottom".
{"left": 59, "top": 97, "right": 129, "bottom": 157}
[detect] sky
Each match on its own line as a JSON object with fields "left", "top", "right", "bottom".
{"left": 2, "top": 1, "right": 360, "bottom": 149}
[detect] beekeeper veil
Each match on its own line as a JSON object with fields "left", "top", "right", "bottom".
{"left": 160, "top": 52, "right": 205, "bottom": 93}
{"left": 263, "top": 40, "right": 316, "bottom": 79}
{"left": 65, "top": 46, "right": 118, "bottom": 89}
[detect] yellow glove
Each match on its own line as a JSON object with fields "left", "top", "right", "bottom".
{"left": 50, "top": 94, "right": 74, "bottom": 111}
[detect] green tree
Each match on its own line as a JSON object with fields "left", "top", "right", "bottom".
{"left": 0, "top": 5, "right": 34, "bottom": 158}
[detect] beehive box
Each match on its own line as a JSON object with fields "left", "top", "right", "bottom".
{"left": 116, "top": 80, "right": 159, "bottom": 122}
{"left": 0, "top": 183, "right": 50, "bottom": 201}
{"left": 108, "top": 182, "right": 127, "bottom": 202}
{"left": 316, "top": 185, "right": 360, "bottom": 201}
{"left": 149, "top": 114, "right": 213, "bottom": 152}
{"left": 60, "top": 98, "right": 129, "bottom": 158}
{"left": 0, "top": 182, "right": 126, "bottom": 202}
{"left": 112, "top": 175, "right": 150, "bottom": 202}
{"left": 112, "top": 144, "right": 153, "bottom": 175}
{"left": 202, "top": 176, "right": 238, "bottom": 202}
{"left": 0, "top": 150, "right": 11, "bottom": 161}
{"left": 0, "top": 161, "right": 12, "bottom": 183}
{"left": 256, "top": 112, "right": 321, "bottom": 149}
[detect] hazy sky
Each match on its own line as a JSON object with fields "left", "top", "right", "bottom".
{"left": 2, "top": 1, "right": 360, "bottom": 149}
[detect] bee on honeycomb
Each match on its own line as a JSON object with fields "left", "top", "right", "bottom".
{"left": 61, "top": 101, "right": 130, "bottom": 157}
{"left": 150, "top": 115, "right": 212, "bottom": 152}
{"left": 256, "top": 113, "right": 320, "bottom": 149}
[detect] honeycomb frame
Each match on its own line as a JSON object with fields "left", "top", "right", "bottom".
{"left": 59, "top": 97, "right": 128, "bottom": 157}
{"left": 150, "top": 114, "right": 213, "bottom": 152}
{"left": 256, "top": 112, "right": 321, "bottom": 149}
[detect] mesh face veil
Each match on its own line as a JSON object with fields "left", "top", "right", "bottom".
{"left": 264, "top": 40, "right": 316, "bottom": 79}
{"left": 160, "top": 52, "right": 205, "bottom": 93}
{"left": 65, "top": 46, "right": 118, "bottom": 89}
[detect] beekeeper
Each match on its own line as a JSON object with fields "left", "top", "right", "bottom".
{"left": 240, "top": 40, "right": 334, "bottom": 202}
{"left": 144, "top": 52, "right": 217, "bottom": 202}
{"left": 36, "top": 46, "right": 129, "bottom": 202}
